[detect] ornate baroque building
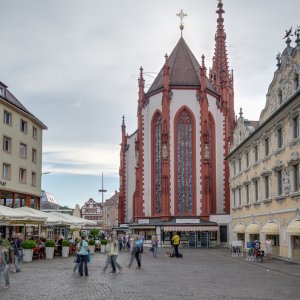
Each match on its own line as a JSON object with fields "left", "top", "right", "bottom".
{"left": 119, "top": 1, "right": 235, "bottom": 246}
{"left": 228, "top": 31, "right": 300, "bottom": 259}
{"left": 80, "top": 198, "right": 103, "bottom": 230}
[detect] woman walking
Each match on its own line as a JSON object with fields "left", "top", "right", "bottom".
{"left": 0, "top": 239, "right": 10, "bottom": 288}
{"left": 78, "top": 236, "right": 89, "bottom": 276}
{"left": 103, "top": 236, "right": 122, "bottom": 273}
{"left": 151, "top": 235, "right": 159, "bottom": 258}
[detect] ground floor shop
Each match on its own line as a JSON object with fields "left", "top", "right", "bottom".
{"left": 0, "top": 190, "right": 40, "bottom": 209}
{"left": 230, "top": 211, "right": 300, "bottom": 260}
{"left": 127, "top": 217, "right": 229, "bottom": 248}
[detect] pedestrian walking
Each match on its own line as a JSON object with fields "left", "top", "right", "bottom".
{"left": 151, "top": 235, "right": 159, "bottom": 258}
{"left": 0, "top": 239, "right": 10, "bottom": 288}
{"left": 11, "top": 234, "right": 23, "bottom": 272}
{"left": 103, "top": 236, "right": 122, "bottom": 273}
{"left": 73, "top": 238, "right": 81, "bottom": 274}
{"left": 78, "top": 236, "right": 89, "bottom": 276}
{"left": 128, "top": 235, "right": 143, "bottom": 269}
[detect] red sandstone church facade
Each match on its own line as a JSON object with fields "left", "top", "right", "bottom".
{"left": 118, "top": 1, "right": 235, "bottom": 246}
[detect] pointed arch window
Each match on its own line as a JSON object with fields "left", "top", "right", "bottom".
{"left": 152, "top": 113, "right": 162, "bottom": 214}
{"left": 176, "top": 110, "right": 193, "bottom": 213}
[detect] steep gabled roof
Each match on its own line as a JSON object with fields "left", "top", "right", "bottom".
{"left": 147, "top": 37, "right": 216, "bottom": 95}
{"left": 0, "top": 82, "right": 47, "bottom": 129}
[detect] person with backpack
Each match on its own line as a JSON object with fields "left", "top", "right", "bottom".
{"left": 127, "top": 235, "right": 142, "bottom": 269}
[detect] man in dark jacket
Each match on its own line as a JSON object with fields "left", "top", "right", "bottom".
{"left": 11, "top": 234, "right": 23, "bottom": 272}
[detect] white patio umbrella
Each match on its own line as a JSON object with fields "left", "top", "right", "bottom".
{"left": 0, "top": 205, "right": 44, "bottom": 224}
{"left": 47, "top": 211, "right": 88, "bottom": 226}
{"left": 15, "top": 207, "right": 68, "bottom": 226}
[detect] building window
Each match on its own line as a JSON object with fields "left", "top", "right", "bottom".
{"left": 292, "top": 116, "right": 299, "bottom": 139}
{"left": 254, "top": 180, "right": 259, "bottom": 202}
{"left": 294, "top": 73, "right": 299, "bottom": 90}
{"left": 264, "top": 138, "right": 269, "bottom": 156}
{"left": 264, "top": 176, "right": 270, "bottom": 199}
{"left": 20, "top": 119, "right": 28, "bottom": 134}
{"left": 20, "top": 143, "right": 27, "bottom": 158}
{"left": 2, "top": 163, "right": 11, "bottom": 179}
{"left": 32, "top": 126, "right": 37, "bottom": 139}
{"left": 238, "top": 187, "right": 242, "bottom": 206}
{"left": 293, "top": 164, "right": 299, "bottom": 192}
{"left": 3, "top": 110, "right": 12, "bottom": 126}
{"left": 238, "top": 158, "right": 242, "bottom": 173}
{"left": 19, "top": 168, "right": 26, "bottom": 184}
{"left": 152, "top": 112, "right": 162, "bottom": 214}
{"left": 31, "top": 172, "right": 36, "bottom": 187}
{"left": 232, "top": 189, "right": 236, "bottom": 207}
{"left": 233, "top": 161, "right": 236, "bottom": 176}
{"left": 278, "top": 90, "right": 283, "bottom": 105}
{"left": 176, "top": 109, "right": 194, "bottom": 214}
{"left": 277, "top": 170, "right": 283, "bottom": 196}
{"left": 254, "top": 145, "right": 259, "bottom": 163}
{"left": 3, "top": 136, "right": 12, "bottom": 153}
{"left": 277, "top": 128, "right": 283, "bottom": 148}
{"left": 246, "top": 152, "right": 249, "bottom": 168}
{"left": 245, "top": 184, "right": 250, "bottom": 204}
{"left": 32, "top": 148, "right": 37, "bottom": 163}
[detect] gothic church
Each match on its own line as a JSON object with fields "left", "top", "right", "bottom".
{"left": 118, "top": 1, "right": 235, "bottom": 245}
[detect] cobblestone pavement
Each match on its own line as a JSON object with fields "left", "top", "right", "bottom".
{"left": 1, "top": 248, "right": 300, "bottom": 300}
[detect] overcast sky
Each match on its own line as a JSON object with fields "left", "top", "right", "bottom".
{"left": 1, "top": 0, "right": 299, "bottom": 209}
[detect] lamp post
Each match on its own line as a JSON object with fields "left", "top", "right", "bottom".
{"left": 98, "top": 172, "right": 107, "bottom": 203}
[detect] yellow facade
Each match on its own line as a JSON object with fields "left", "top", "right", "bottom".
{"left": 228, "top": 39, "right": 300, "bottom": 260}
{"left": 0, "top": 83, "right": 47, "bottom": 209}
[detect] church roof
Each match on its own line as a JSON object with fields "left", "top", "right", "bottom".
{"left": 147, "top": 37, "right": 216, "bottom": 95}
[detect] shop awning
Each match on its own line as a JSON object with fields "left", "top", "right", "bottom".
{"left": 163, "top": 226, "right": 219, "bottom": 232}
{"left": 130, "top": 225, "right": 156, "bottom": 229}
{"left": 233, "top": 223, "right": 245, "bottom": 234}
{"left": 286, "top": 220, "right": 300, "bottom": 235}
{"left": 245, "top": 223, "right": 260, "bottom": 234}
{"left": 261, "top": 222, "right": 279, "bottom": 235}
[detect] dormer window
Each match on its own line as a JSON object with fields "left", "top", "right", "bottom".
{"left": 0, "top": 87, "right": 3, "bottom": 97}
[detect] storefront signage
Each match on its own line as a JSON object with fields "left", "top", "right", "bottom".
{"left": 138, "top": 219, "right": 150, "bottom": 224}
{"left": 176, "top": 219, "right": 200, "bottom": 224}
{"left": 119, "top": 224, "right": 129, "bottom": 228}
{"left": 0, "top": 181, "right": 6, "bottom": 186}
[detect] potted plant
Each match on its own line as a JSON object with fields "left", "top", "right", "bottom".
{"left": 88, "top": 239, "right": 95, "bottom": 255}
{"left": 45, "top": 240, "right": 55, "bottom": 259}
{"left": 62, "top": 240, "right": 70, "bottom": 258}
{"left": 100, "top": 239, "right": 108, "bottom": 253}
{"left": 22, "top": 240, "right": 36, "bottom": 262}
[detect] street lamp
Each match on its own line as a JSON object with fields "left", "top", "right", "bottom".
{"left": 98, "top": 172, "right": 107, "bottom": 203}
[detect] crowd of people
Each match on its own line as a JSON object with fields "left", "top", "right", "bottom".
{"left": 0, "top": 231, "right": 183, "bottom": 287}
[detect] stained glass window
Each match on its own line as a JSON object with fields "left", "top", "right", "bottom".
{"left": 177, "top": 110, "right": 193, "bottom": 213}
{"left": 154, "top": 114, "right": 162, "bottom": 213}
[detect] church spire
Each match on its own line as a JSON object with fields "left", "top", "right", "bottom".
{"left": 210, "top": 0, "right": 230, "bottom": 92}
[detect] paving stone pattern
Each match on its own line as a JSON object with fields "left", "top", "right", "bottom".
{"left": 0, "top": 248, "right": 300, "bottom": 300}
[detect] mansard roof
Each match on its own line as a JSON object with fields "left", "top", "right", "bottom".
{"left": 147, "top": 37, "right": 216, "bottom": 95}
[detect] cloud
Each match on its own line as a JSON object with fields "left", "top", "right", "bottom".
{"left": 43, "top": 143, "right": 119, "bottom": 176}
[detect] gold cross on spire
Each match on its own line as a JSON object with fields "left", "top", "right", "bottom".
{"left": 176, "top": 9, "right": 187, "bottom": 37}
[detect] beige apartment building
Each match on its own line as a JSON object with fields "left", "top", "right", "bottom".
{"left": 227, "top": 36, "right": 300, "bottom": 259}
{"left": 102, "top": 191, "right": 118, "bottom": 232}
{"left": 0, "top": 81, "right": 47, "bottom": 237}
